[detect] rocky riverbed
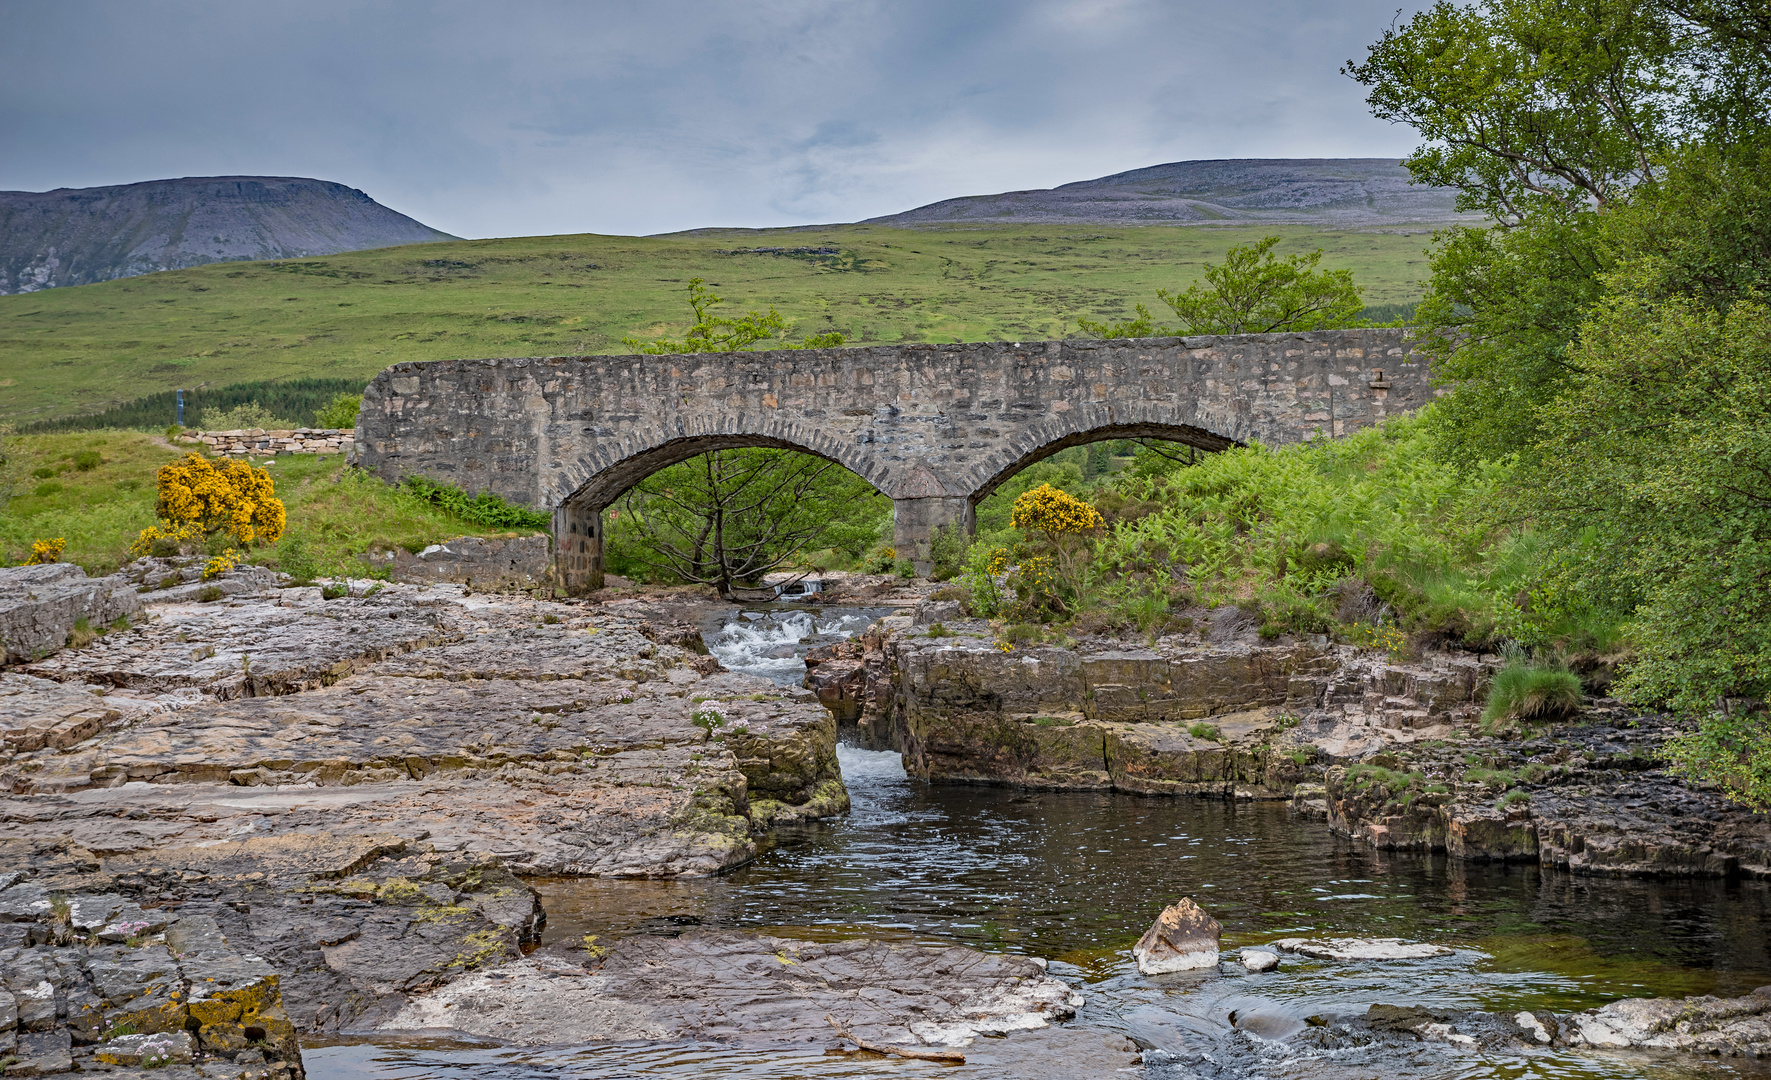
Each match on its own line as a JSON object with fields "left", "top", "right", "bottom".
{"left": 4, "top": 560, "right": 1771, "bottom": 1078}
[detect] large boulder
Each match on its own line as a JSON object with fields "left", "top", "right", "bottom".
{"left": 1132, "top": 897, "right": 1221, "bottom": 974}
{"left": 0, "top": 563, "right": 141, "bottom": 665}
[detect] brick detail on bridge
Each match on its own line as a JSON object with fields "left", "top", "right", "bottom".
{"left": 356, "top": 329, "right": 1435, "bottom": 590}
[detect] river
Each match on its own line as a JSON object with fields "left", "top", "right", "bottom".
{"left": 306, "top": 604, "right": 1771, "bottom": 1080}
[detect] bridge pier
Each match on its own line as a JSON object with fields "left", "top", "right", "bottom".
{"left": 893, "top": 497, "right": 975, "bottom": 577}
{"left": 552, "top": 503, "right": 603, "bottom": 595}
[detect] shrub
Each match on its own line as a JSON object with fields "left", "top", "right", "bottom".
{"left": 959, "top": 545, "right": 1010, "bottom": 617}
{"left": 315, "top": 393, "right": 363, "bottom": 429}
{"left": 30, "top": 466, "right": 53, "bottom": 479}
{"left": 27, "top": 537, "right": 65, "bottom": 564}
{"left": 928, "top": 522, "right": 969, "bottom": 582}
{"left": 196, "top": 401, "right": 297, "bottom": 431}
{"left": 321, "top": 583, "right": 348, "bottom": 600}
{"left": 197, "top": 585, "right": 224, "bottom": 602}
{"left": 130, "top": 520, "right": 206, "bottom": 559}
{"left": 201, "top": 551, "right": 239, "bottom": 580}
{"left": 1187, "top": 722, "right": 1222, "bottom": 741}
{"left": 141, "top": 453, "right": 285, "bottom": 549}
{"left": 893, "top": 557, "right": 915, "bottom": 579}
{"left": 72, "top": 450, "right": 101, "bottom": 471}
{"left": 275, "top": 531, "right": 319, "bottom": 585}
{"left": 1482, "top": 655, "right": 1582, "bottom": 728}
{"left": 402, "top": 475, "right": 550, "bottom": 530}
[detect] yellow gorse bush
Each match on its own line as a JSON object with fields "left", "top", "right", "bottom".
{"left": 152, "top": 454, "right": 286, "bottom": 547}
{"left": 28, "top": 538, "right": 66, "bottom": 564}
{"left": 128, "top": 520, "right": 205, "bottom": 559}
{"left": 1011, "top": 483, "right": 1105, "bottom": 538}
{"left": 202, "top": 550, "right": 240, "bottom": 580}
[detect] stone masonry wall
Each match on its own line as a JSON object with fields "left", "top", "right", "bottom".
{"left": 355, "top": 329, "right": 1437, "bottom": 586}
{"left": 173, "top": 427, "right": 354, "bottom": 456}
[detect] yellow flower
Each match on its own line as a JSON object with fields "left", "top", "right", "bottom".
{"left": 27, "top": 538, "right": 66, "bottom": 564}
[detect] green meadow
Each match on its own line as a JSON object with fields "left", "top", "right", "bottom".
{"left": 0, "top": 223, "right": 1435, "bottom": 426}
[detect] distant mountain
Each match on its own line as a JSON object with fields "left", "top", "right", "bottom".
{"left": 0, "top": 176, "right": 457, "bottom": 294}
{"left": 863, "top": 158, "right": 1473, "bottom": 228}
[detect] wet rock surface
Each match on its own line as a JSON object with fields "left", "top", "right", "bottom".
{"left": 1134, "top": 898, "right": 1222, "bottom": 975}
{"left": 380, "top": 929, "right": 1083, "bottom": 1049}
{"left": 1318, "top": 706, "right": 1771, "bottom": 877}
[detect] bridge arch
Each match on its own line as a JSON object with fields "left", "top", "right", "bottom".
{"left": 550, "top": 425, "right": 890, "bottom": 591}
{"left": 966, "top": 418, "right": 1239, "bottom": 504}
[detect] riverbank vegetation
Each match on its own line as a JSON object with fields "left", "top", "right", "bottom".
{"left": 0, "top": 430, "right": 532, "bottom": 577}
{"left": 942, "top": 0, "right": 1771, "bottom": 808}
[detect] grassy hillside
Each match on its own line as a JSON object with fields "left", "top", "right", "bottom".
{"left": 0, "top": 223, "right": 1435, "bottom": 426}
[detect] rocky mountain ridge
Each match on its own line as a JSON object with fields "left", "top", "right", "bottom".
{"left": 0, "top": 175, "right": 455, "bottom": 294}
{"left": 863, "top": 157, "right": 1476, "bottom": 228}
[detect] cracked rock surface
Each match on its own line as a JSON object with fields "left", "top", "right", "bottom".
{"left": 381, "top": 930, "right": 1083, "bottom": 1049}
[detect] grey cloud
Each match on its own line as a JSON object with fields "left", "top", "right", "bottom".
{"left": 0, "top": 0, "right": 1428, "bottom": 238}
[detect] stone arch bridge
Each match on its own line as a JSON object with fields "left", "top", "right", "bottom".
{"left": 356, "top": 328, "right": 1433, "bottom": 591}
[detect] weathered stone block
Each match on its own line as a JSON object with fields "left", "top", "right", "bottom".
{"left": 0, "top": 563, "right": 141, "bottom": 665}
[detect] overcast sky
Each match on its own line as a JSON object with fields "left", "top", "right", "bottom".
{"left": 1, "top": 0, "right": 1427, "bottom": 239}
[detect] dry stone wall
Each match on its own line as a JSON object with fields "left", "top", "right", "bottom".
{"left": 173, "top": 428, "right": 354, "bottom": 456}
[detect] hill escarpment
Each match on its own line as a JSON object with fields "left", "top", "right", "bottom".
{"left": 0, "top": 175, "right": 456, "bottom": 294}
{"left": 864, "top": 158, "right": 1475, "bottom": 228}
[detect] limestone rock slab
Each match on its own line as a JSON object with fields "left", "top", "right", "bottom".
{"left": 0, "top": 563, "right": 141, "bottom": 665}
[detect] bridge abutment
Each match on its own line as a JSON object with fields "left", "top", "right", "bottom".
{"left": 892, "top": 496, "right": 976, "bottom": 577}
{"left": 553, "top": 503, "right": 603, "bottom": 595}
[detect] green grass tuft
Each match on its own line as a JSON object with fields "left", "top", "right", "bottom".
{"left": 1482, "top": 658, "right": 1583, "bottom": 729}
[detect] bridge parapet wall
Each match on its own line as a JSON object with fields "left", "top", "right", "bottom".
{"left": 358, "top": 329, "right": 1435, "bottom": 589}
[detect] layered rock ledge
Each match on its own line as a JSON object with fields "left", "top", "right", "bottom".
{"left": 0, "top": 561, "right": 852, "bottom": 1073}
{"left": 832, "top": 606, "right": 1771, "bottom": 879}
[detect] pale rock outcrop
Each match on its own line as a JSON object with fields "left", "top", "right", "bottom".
{"left": 1132, "top": 898, "right": 1221, "bottom": 974}
{"left": 0, "top": 563, "right": 140, "bottom": 665}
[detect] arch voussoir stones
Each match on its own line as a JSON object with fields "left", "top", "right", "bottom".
{"left": 358, "top": 329, "right": 1434, "bottom": 591}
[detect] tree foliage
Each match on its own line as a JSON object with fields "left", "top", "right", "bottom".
{"left": 1077, "top": 237, "right": 1364, "bottom": 338}
{"left": 1352, "top": 0, "right": 1771, "bottom": 804}
{"left": 608, "top": 449, "right": 886, "bottom": 597}
{"left": 622, "top": 278, "right": 845, "bottom": 354}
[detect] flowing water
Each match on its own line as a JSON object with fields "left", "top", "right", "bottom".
{"left": 306, "top": 607, "right": 1771, "bottom": 1080}
{"left": 699, "top": 603, "right": 894, "bottom": 686}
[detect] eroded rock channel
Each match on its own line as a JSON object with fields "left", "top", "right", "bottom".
{"left": 2, "top": 563, "right": 1769, "bottom": 1079}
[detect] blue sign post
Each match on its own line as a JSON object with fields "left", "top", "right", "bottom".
{"left": 176, "top": 389, "right": 184, "bottom": 428}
